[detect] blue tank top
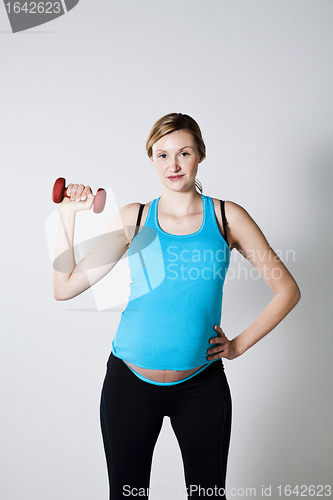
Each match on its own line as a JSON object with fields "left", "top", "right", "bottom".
{"left": 111, "top": 194, "right": 230, "bottom": 371}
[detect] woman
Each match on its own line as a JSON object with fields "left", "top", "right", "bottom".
{"left": 52, "top": 113, "right": 301, "bottom": 499}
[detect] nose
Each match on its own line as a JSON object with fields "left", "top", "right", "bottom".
{"left": 168, "top": 155, "right": 181, "bottom": 173}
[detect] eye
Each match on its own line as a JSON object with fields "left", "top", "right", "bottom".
{"left": 180, "top": 152, "right": 189, "bottom": 157}
{"left": 159, "top": 154, "right": 167, "bottom": 159}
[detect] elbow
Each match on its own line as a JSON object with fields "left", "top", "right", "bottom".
{"left": 53, "top": 285, "right": 77, "bottom": 301}
{"left": 278, "top": 282, "right": 301, "bottom": 310}
{"left": 54, "top": 293, "right": 67, "bottom": 301}
{"left": 52, "top": 277, "right": 72, "bottom": 301}
{"left": 290, "top": 283, "right": 301, "bottom": 308}
{"left": 53, "top": 286, "right": 70, "bottom": 301}
{"left": 54, "top": 295, "right": 65, "bottom": 301}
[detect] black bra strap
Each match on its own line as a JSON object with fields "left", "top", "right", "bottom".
{"left": 132, "top": 204, "right": 145, "bottom": 240}
{"left": 220, "top": 200, "right": 229, "bottom": 247}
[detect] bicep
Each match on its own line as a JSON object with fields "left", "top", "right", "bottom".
{"left": 227, "top": 203, "right": 298, "bottom": 295}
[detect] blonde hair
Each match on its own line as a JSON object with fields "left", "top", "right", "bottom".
{"left": 146, "top": 113, "right": 206, "bottom": 194}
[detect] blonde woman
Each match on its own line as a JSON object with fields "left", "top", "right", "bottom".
{"left": 52, "top": 113, "right": 300, "bottom": 499}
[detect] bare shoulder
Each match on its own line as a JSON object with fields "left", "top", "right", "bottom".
{"left": 210, "top": 198, "right": 243, "bottom": 216}
{"left": 210, "top": 198, "right": 252, "bottom": 250}
{"left": 211, "top": 198, "right": 253, "bottom": 222}
{"left": 223, "top": 200, "right": 268, "bottom": 253}
{"left": 119, "top": 201, "right": 153, "bottom": 245}
{"left": 224, "top": 200, "right": 250, "bottom": 223}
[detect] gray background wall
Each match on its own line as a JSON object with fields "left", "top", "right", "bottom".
{"left": 1, "top": 1, "right": 332, "bottom": 498}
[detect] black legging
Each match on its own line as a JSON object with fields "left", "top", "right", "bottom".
{"left": 100, "top": 352, "right": 232, "bottom": 499}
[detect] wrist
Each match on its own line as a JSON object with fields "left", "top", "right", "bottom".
{"left": 60, "top": 204, "right": 77, "bottom": 217}
{"left": 232, "top": 335, "right": 247, "bottom": 358}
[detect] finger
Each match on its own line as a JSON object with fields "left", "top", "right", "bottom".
{"left": 70, "top": 184, "right": 79, "bottom": 200}
{"left": 208, "top": 338, "right": 226, "bottom": 348}
{"left": 207, "top": 342, "right": 226, "bottom": 355}
{"left": 207, "top": 349, "right": 224, "bottom": 360}
{"left": 82, "top": 186, "right": 93, "bottom": 201}
{"left": 209, "top": 341, "right": 226, "bottom": 352}
{"left": 209, "top": 336, "right": 224, "bottom": 344}
{"left": 66, "top": 183, "right": 73, "bottom": 197}
{"left": 214, "top": 325, "right": 225, "bottom": 335}
{"left": 207, "top": 349, "right": 225, "bottom": 356}
{"left": 76, "top": 184, "right": 85, "bottom": 200}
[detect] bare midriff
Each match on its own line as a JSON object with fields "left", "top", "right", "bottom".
{"left": 123, "top": 360, "right": 205, "bottom": 383}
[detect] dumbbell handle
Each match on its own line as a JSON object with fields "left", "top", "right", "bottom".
{"left": 52, "top": 177, "right": 106, "bottom": 213}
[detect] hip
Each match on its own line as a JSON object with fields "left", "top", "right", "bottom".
{"left": 106, "top": 351, "right": 227, "bottom": 389}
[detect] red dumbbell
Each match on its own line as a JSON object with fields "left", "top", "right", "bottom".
{"left": 52, "top": 177, "right": 106, "bottom": 214}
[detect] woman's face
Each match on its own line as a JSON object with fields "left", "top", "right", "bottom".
{"left": 151, "top": 129, "right": 203, "bottom": 192}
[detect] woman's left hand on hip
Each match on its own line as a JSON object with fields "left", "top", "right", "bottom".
{"left": 206, "top": 325, "right": 240, "bottom": 361}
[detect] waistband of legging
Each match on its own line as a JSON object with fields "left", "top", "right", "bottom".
{"left": 108, "top": 352, "right": 224, "bottom": 386}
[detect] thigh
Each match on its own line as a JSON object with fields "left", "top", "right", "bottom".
{"left": 100, "top": 353, "right": 164, "bottom": 498}
{"left": 168, "top": 362, "right": 232, "bottom": 499}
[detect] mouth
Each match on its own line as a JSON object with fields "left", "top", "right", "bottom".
{"left": 168, "top": 175, "right": 184, "bottom": 180}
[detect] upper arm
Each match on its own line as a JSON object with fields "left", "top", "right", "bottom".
{"left": 225, "top": 201, "right": 300, "bottom": 297}
{"left": 61, "top": 203, "right": 141, "bottom": 300}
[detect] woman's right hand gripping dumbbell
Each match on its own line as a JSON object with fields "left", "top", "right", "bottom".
{"left": 60, "top": 183, "right": 95, "bottom": 212}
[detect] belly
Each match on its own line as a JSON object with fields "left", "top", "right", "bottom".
{"left": 123, "top": 360, "right": 205, "bottom": 382}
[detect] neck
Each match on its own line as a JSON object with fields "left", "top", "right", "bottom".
{"left": 159, "top": 187, "right": 202, "bottom": 216}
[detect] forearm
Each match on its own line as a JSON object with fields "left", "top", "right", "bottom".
{"left": 233, "top": 285, "right": 301, "bottom": 356}
{"left": 52, "top": 206, "right": 77, "bottom": 298}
